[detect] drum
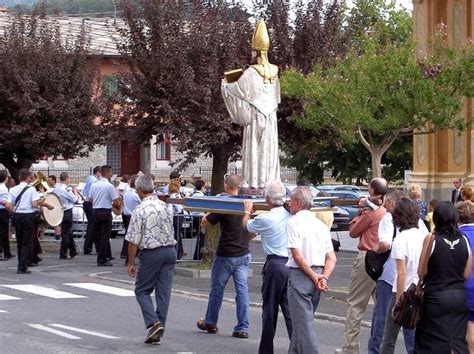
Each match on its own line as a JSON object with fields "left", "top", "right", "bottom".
{"left": 42, "top": 193, "right": 64, "bottom": 227}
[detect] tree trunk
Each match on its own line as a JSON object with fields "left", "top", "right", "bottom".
{"left": 210, "top": 148, "right": 231, "bottom": 196}
{"left": 370, "top": 149, "right": 383, "bottom": 178}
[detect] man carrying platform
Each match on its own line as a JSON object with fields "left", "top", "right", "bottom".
{"left": 196, "top": 174, "right": 251, "bottom": 339}
{"left": 242, "top": 180, "right": 292, "bottom": 353}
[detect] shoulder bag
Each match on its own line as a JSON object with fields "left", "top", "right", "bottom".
{"left": 391, "top": 233, "right": 434, "bottom": 329}
{"left": 365, "top": 224, "right": 397, "bottom": 281}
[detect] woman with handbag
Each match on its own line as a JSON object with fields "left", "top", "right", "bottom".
{"left": 379, "top": 198, "right": 426, "bottom": 354}
{"left": 416, "top": 201, "right": 472, "bottom": 353}
{"left": 456, "top": 200, "right": 474, "bottom": 353}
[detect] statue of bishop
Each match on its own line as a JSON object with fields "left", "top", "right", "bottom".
{"left": 221, "top": 20, "right": 280, "bottom": 189}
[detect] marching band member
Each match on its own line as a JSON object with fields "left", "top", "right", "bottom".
{"left": 0, "top": 170, "right": 13, "bottom": 260}
{"left": 54, "top": 172, "right": 80, "bottom": 259}
{"left": 6, "top": 169, "right": 53, "bottom": 274}
{"left": 89, "top": 165, "right": 120, "bottom": 267}
{"left": 82, "top": 166, "right": 101, "bottom": 255}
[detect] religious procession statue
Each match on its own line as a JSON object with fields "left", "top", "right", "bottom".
{"left": 221, "top": 20, "right": 280, "bottom": 189}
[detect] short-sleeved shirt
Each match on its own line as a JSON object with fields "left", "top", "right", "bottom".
{"left": 53, "top": 184, "right": 79, "bottom": 211}
{"left": 247, "top": 206, "right": 291, "bottom": 257}
{"left": 0, "top": 182, "right": 8, "bottom": 210}
{"left": 391, "top": 227, "right": 426, "bottom": 293}
{"left": 90, "top": 178, "right": 119, "bottom": 209}
{"left": 82, "top": 175, "right": 98, "bottom": 200}
{"left": 286, "top": 210, "right": 333, "bottom": 268}
{"left": 125, "top": 195, "right": 176, "bottom": 250}
{"left": 378, "top": 213, "right": 429, "bottom": 286}
{"left": 123, "top": 188, "right": 141, "bottom": 216}
{"left": 206, "top": 213, "right": 249, "bottom": 257}
{"left": 8, "top": 182, "right": 40, "bottom": 214}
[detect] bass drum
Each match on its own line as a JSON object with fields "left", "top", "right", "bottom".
{"left": 42, "top": 192, "right": 64, "bottom": 227}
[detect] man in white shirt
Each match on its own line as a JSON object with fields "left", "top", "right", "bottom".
{"left": 54, "top": 172, "right": 80, "bottom": 260}
{"left": 6, "top": 169, "right": 53, "bottom": 274}
{"left": 82, "top": 166, "right": 101, "bottom": 255}
{"left": 89, "top": 165, "right": 120, "bottom": 267}
{"left": 120, "top": 175, "right": 141, "bottom": 264}
{"left": 286, "top": 186, "right": 337, "bottom": 353}
{"left": 0, "top": 170, "right": 13, "bottom": 259}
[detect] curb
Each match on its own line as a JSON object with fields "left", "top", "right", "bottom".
{"left": 90, "top": 272, "right": 371, "bottom": 329}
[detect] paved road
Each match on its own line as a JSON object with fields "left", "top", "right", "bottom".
{"left": 0, "top": 236, "right": 406, "bottom": 353}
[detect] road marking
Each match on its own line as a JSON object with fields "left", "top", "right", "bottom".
{"left": 2, "top": 285, "right": 86, "bottom": 299}
{"left": 0, "top": 310, "right": 8, "bottom": 313}
{"left": 26, "top": 324, "right": 81, "bottom": 339}
{"left": 0, "top": 294, "right": 21, "bottom": 301}
{"left": 64, "top": 283, "right": 135, "bottom": 297}
{"left": 50, "top": 324, "right": 119, "bottom": 339}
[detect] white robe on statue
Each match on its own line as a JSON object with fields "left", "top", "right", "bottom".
{"left": 221, "top": 67, "right": 281, "bottom": 188}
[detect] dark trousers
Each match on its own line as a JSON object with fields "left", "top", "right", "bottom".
{"left": 94, "top": 209, "right": 112, "bottom": 265}
{"left": 259, "top": 256, "right": 292, "bottom": 354}
{"left": 135, "top": 246, "right": 176, "bottom": 328}
{"left": 31, "top": 219, "right": 42, "bottom": 265}
{"left": 120, "top": 214, "right": 131, "bottom": 259}
{"left": 83, "top": 201, "right": 97, "bottom": 253}
{"left": 13, "top": 213, "right": 35, "bottom": 272}
{"left": 192, "top": 216, "right": 205, "bottom": 260}
{"left": 0, "top": 209, "right": 11, "bottom": 257}
{"left": 60, "top": 209, "right": 76, "bottom": 258}
{"left": 173, "top": 214, "right": 184, "bottom": 260}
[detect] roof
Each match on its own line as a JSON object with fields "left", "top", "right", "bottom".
{"left": 0, "top": 14, "right": 124, "bottom": 57}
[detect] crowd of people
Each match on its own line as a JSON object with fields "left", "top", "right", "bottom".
{"left": 2, "top": 168, "right": 474, "bottom": 353}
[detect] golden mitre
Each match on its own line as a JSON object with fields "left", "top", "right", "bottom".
{"left": 252, "top": 20, "right": 270, "bottom": 52}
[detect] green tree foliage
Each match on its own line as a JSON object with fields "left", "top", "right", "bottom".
{"left": 281, "top": 5, "right": 474, "bottom": 179}
{"left": 0, "top": 13, "right": 103, "bottom": 179}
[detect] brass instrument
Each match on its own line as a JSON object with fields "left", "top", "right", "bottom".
{"left": 31, "top": 171, "right": 51, "bottom": 193}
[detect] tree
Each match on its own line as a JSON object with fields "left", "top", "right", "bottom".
{"left": 106, "top": 1, "right": 252, "bottom": 194}
{"left": 0, "top": 13, "right": 103, "bottom": 180}
{"left": 281, "top": 17, "right": 474, "bottom": 178}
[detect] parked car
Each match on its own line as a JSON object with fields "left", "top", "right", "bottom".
{"left": 325, "top": 190, "right": 369, "bottom": 222}
{"left": 317, "top": 184, "right": 363, "bottom": 192}
{"left": 284, "top": 184, "right": 350, "bottom": 231}
{"left": 44, "top": 202, "right": 125, "bottom": 238}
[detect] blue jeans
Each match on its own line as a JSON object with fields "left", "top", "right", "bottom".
{"left": 204, "top": 253, "right": 251, "bottom": 332}
{"left": 368, "top": 280, "right": 393, "bottom": 354}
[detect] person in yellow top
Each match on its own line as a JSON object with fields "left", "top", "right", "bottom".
{"left": 426, "top": 199, "right": 438, "bottom": 232}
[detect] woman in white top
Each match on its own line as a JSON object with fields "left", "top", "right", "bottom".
{"left": 380, "top": 198, "right": 427, "bottom": 354}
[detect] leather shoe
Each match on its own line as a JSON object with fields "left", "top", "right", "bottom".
{"left": 97, "top": 262, "right": 113, "bottom": 267}
{"left": 107, "top": 257, "right": 115, "bottom": 261}
{"left": 17, "top": 270, "right": 31, "bottom": 274}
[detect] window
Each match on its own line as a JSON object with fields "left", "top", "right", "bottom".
{"left": 103, "top": 75, "right": 118, "bottom": 98}
{"left": 156, "top": 133, "right": 171, "bottom": 161}
{"left": 106, "top": 143, "right": 121, "bottom": 173}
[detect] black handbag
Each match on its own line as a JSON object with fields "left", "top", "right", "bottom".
{"left": 392, "top": 234, "right": 433, "bottom": 329}
{"left": 332, "top": 232, "right": 341, "bottom": 252}
{"left": 365, "top": 249, "right": 391, "bottom": 281}
{"left": 365, "top": 224, "right": 396, "bottom": 281}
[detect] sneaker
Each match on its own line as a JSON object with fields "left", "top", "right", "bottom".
{"left": 144, "top": 322, "right": 164, "bottom": 344}
{"left": 150, "top": 336, "right": 161, "bottom": 345}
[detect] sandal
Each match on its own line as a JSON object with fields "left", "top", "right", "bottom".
{"left": 196, "top": 318, "right": 218, "bottom": 334}
{"left": 232, "top": 331, "right": 249, "bottom": 339}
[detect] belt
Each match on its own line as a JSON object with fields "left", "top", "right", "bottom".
{"left": 93, "top": 208, "right": 111, "bottom": 211}
{"left": 266, "top": 255, "right": 288, "bottom": 260}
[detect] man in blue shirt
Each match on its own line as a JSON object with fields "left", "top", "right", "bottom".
{"left": 243, "top": 180, "right": 293, "bottom": 353}
{"left": 120, "top": 175, "right": 141, "bottom": 264}
{"left": 89, "top": 165, "right": 120, "bottom": 266}
{"left": 54, "top": 172, "right": 80, "bottom": 260}
{"left": 82, "top": 166, "right": 101, "bottom": 255}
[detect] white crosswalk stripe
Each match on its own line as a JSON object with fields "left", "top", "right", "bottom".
{"left": 0, "top": 294, "right": 21, "bottom": 301}
{"left": 27, "top": 324, "right": 81, "bottom": 340}
{"left": 64, "top": 283, "right": 135, "bottom": 297}
{"left": 0, "top": 310, "right": 8, "bottom": 313}
{"left": 2, "top": 285, "right": 87, "bottom": 299}
{"left": 50, "top": 324, "right": 120, "bottom": 339}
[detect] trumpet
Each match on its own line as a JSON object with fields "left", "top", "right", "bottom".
{"left": 66, "top": 184, "right": 85, "bottom": 202}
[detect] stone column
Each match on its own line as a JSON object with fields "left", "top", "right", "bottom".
{"left": 140, "top": 144, "right": 151, "bottom": 174}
